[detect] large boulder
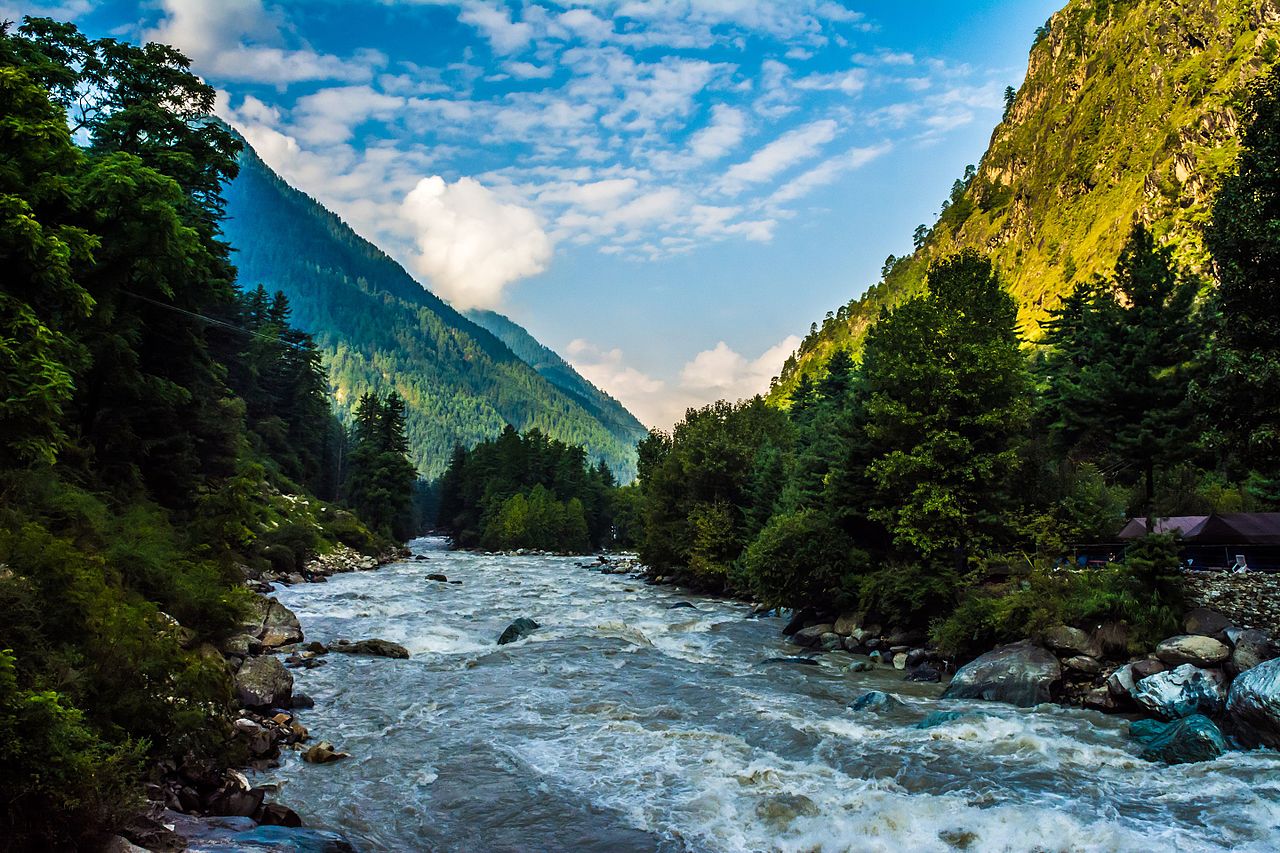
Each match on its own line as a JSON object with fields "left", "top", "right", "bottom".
{"left": 1156, "top": 635, "right": 1231, "bottom": 668}
{"left": 1042, "top": 625, "right": 1100, "bottom": 658}
{"left": 849, "top": 690, "right": 904, "bottom": 712}
{"left": 782, "top": 607, "right": 818, "bottom": 637}
{"left": 1184, "top": 607, "right": 1233, "bottom": 638}
{"left": 1226, "top": 657, "right": 1280, "bottom": 748}
{"left": 791, "top": 624, "right": 835, "bottom": 648}
{"left": 1090, "top": 621, "right": 1130, "bottom": 659}
{"left": 234, "top": 656, "right": 293, "bottom": 709}
{"left": 1130, "top": 715, "right": 1227, "bottom": 764}
{"left": 1131, "top": 664, "right": 1226, "bottom": 720}
{"left": 1226, "top": 628, "right": 1276, "bottom": 675}
{"left": 241, "top": 596, "right": 304, "bottom": 648}
{"left": 941, "top": 641, "right": 1061, "bottom": 707}
{"left": 331, "top": 638, "right": 410, "bottom": 659}
{"left": 832, "top": 611, "right": 863, "bottom": 636}
{"left": 497, "top": 617, "right": 540, "bottom": 645}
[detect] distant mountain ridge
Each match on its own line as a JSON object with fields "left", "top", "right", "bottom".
{"left": 772, "top": 0, "right": 1279, "bottom": 402}
{"left": 464, "top": 308, "right": 649, "bottom": 442}
{"left": 220, "top": 137, "right": 643, "bottom": 479}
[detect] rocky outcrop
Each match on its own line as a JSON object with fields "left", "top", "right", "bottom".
{"left": 302, "top": 741, "right": 352, "bottom": 764}
{"left": 239, "top": 596, "right": 304, "bottom": 650}
{"left": 234, "top": 656, "right": 294, "bottom": 709}
{"left": 1183, "top": 571, "right": 1280, "bottom": 635}
{"left": 1131, "top": 664, "right": 1226, "bottom": 719}
{"left": 1226, "top": 657, "right": 1280, "bottom": 748}
{"left": 942, "top": 641, "right": 1062, "bottom": 707}
{"left": 1042, "top": 625, "right": 1100, "bottom": 658}
{"left": 1226, "top": 627, "right": 1275, "bottom": 674}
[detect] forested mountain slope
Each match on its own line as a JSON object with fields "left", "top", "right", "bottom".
{"left": 465, "top": 308, "right": 648, "bottom": 445}
{"left": 772, "top": 0, "right": 1279, "bottom": 402}
{"left": 221, "top": 139, "right": 642, "bottom": 479}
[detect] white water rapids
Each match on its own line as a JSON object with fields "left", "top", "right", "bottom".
{"left": 258, "top": 537, "right": 1280, "bottom": 852}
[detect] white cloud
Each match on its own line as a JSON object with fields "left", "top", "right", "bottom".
{"left": 146, "top": 0, "right": 380, "bottom": 84}
{"left": 400, "top": 176, "right": 553, "bottom": 310}
{"left": 718, "top": 118, "right": 838, "bottom": 194}
{"left": 688, "top": 104, "right": 747, "bottom": 163}
{"left": 767, "top": 142, "right": 891, "bottom": 206}
{"left": 0, "top": 0, "right": 91, "bottom": 21}
{"left": 680, "top": 336, "right": 802, "bottom": 399}
{"left": 460, "top": 0, "right": 533, "bottom": 54}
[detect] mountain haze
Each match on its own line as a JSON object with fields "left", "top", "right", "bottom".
{"left": 221, "top": 139, "right": 643, "bottom": 479}
{"left": 773, "top": 0, "right": 1279, "bottom": 401}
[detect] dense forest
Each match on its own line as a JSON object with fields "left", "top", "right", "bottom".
{"left": 632, "top": 62, "right": 1280, "bottom": 659}
{"left": 0, "top": 20, "right": 413, "bottom": 848}
{"left": 221, "top": 141, "right": 647, "bottom": 480}
{"left": 437, "top": 428, "right": 639, "bottom": 553}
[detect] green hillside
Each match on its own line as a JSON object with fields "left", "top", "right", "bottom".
{"left": 772, "top": 0, "right": 1278, "bottom": 402}
{"left": 465, "top": 308, "right": 649, "bottom": 442}
{"left": 221, "top": 139, "right": 642, "bottom": 480}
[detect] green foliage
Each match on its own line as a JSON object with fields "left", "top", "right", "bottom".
{"left": 438, "top": 426, "right": 622, "bottom": 553}
{"left": 0, "top": 649, "right": 144, "bottom": 850}
{"left": 740, "top": 510, "right": 859, "bottom": 608}
{"left": 345, "top": 390, "right": 419, "bottom": 540}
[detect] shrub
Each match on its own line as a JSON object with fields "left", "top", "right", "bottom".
{"left": 740, "top": 509, "right": 859, "bottom": 608}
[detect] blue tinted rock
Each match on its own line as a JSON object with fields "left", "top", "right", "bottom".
{"left": 1227, "top": 657, "right": 1280, "bottom": 748}
{"left": 1130, "top": 715, "right": 1227, "bottom": 764}
{"left": 497, "top": 617, "right": 540, "bottom": 645}
{"left": 915, "top": 711, "right": 969, "bottom": 729}
{"left": 849, "top": 690, "right": 903, "bottom": 712}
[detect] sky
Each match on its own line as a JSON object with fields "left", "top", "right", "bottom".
{"left": 4, "top": 0, "right": 1062, "bottom": 429}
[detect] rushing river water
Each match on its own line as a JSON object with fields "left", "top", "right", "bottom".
{"left": 260, "top": 537, "right": 1280, "bottom": 852}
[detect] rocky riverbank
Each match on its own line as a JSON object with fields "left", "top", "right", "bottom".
{"left": 595, "top": 553, "right": 1280, "bottom": 767}
{"left": 105, "top": 545, "right": 407, "bottom": 853}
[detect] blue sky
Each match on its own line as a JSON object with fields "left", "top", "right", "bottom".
{"left": 6, "top": 0, "right": 1061, "bottom": 427}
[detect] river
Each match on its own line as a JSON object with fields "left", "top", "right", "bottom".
{"left": 258, "top": 537, "right": 1280, "bottom": 852}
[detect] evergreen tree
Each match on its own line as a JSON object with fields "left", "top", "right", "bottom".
{"left": 346, "top": 391, "right": 419, "bottom": 539}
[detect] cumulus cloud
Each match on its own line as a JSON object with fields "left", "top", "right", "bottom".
{"left": 400, "top": 176, "right": 553, "bottom": 310}
{"left": 680, "top": 336, "right": 800, "bottom": 398}
{"left": 767, "top": 142, "right": 891, "bottom": 206}
{"left": 718, "top": 119, "right": 837, "bottom": 194}
{"left": 460, "top": 0, "right": 533, "bottom": 54}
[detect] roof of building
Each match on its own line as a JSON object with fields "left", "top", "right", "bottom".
{"left": 1118, "top": 513, "right": 1280, "bottom": 545}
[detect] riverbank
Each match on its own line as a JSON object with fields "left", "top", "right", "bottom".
{"left": 107, "top": 544, "right": 407, "bottom": 853}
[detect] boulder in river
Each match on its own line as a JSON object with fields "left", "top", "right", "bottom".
{"left": 761, "top": 656, "right": 820, "bottom": 667}
{"left": 1156, "top": 635, "right": 1231, "bottom": 668}
{"left": 331, "top": 638, "right": 410, "bottom": 659}
{"left": 1131, "top": 664, "right": 1226, "bottom": 720}
{"left": 1063, "top": 655, "right": 1103, "bottom": 676}
{"left": 498, "top": 617, "right": 540, "bottom": 645}
{"left": 1226, "top": 628, "right": 1276, "bottom": 675}
{"left": 941, "top": 641, "right": 1061, "bottom": 707}
{"left": 1130, "top": 715, "right": 1227, "bottom": 764}
{"left": 242, "top": 596, "right": 304, "bottom": 649}
{"left": 849, "top": 690, "right": 903, "bottom": 712}
{"left": 426, "top": 573, "right": 448, "bottom": 582}
{"left": 781, "top": 607, "right": 818, "bottom": 637}
{"left": 791, "top": 624, "right": 835, "bottom": 648}
{"left": 303, "top": 741, "right": 352, "bottom": 764}
{"left": 833, "top": 611, "right": 863, "bottom": 636}
{"left": 234, "top": 656, "right": 293, "bottom": 709}
{"left": 1226, "top": 657, "right": 1280, "bottom": 748}
{"left": 667, "top": 601, "right": 697, "bottom": 610}
{"left": 905, "top": 664, "right": 942, "bottom": 683}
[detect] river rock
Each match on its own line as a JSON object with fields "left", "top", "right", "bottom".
{"left": 1227, "top": 628, "right": 1275, "bottom": 674}
{"left": 761, "top": 656, "right": 820, "bottom": 667}
{"left": 233, "top": 718, "right": 276, "bottom": 757}
{"left": 849, "top": 690, "right": 903, "bottom": 712}
{"left": 941, "top": 641, "right": 1061, "bottom": 707}
{"left": 1084, "top": 687, "right": 1117, "bottom": 711}
{"left": 1184, "top": 607, "right": 1233, "bottom": 638}
{"left": 892, "top": 652, "right": 908, "bottom": 670}
{"left": 1130, "top": 715, "right": 1227, "bottom": 764}
{"left": 1226, "top": 657, "right": 1280, "bottom": 748}
{"left": 331, "top": 638, "right": 410, "bottom": 658}
{"left": 1063, "top": 655, "right": 1103, "bottom": 676}
{"left": 243, "top": 597, "right": 304, "bottom": 648}
{"left": 1156, "top": 635, "right": 1231, "bottom": 668}
{"left": 497, "top": 617, "right": 540, "bottom": 645}
{"left": 303, "top": 741, "right": 351, "bottom": 764}
{"left": 1131, "top": 664, "right": 1226, "bottom": 719}
{"left": 1042, "top": 625, "right": 1101, "bottom": 658}
{"left": 234, "top": 656, "right": 293, "bottom": 709}
{"left": 1090, "top": 621, "right": 1130, "bottom": 659}
{"left": 426, "top": 573, "right": 448, "bottom": 582}
{"left": 846, "top": 660, "right": 872, "bottom": 673}
{"left": 258, "top": 803, "right": 304, "bottom": 828}
{"left": 833, "top": 611, "right": 863, "bottom": 636}
{"left": 162, "top": 810, "right": 355, "bottom": 853}
{"left": 792, "top": 624, "right": 835, "bottom": 648}
{"left": 782, "top": 607, "right": 818, "bottom": 636}
{"left": 916, "top": 710, "right": 970, "bottom": 729}
{"left": 906, "top": 664, "right": 942, "bottom": 683}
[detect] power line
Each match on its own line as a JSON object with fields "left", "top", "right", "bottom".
{"left": 118, "top": 289, "right": 309, "bottom": 351}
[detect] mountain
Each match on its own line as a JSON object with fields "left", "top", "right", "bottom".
{"left": 771, "top": 0, "right": 1279, "bottom": 402}
{"left": 220, "top": 138, "right": 642, "bottom": 480}
{"left": 464, "top": 308, "right": 649, "bottom": 445}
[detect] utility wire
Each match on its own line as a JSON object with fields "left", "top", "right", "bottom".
{"left": 119, "top": 288, "right": 309, "bottom": 351}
